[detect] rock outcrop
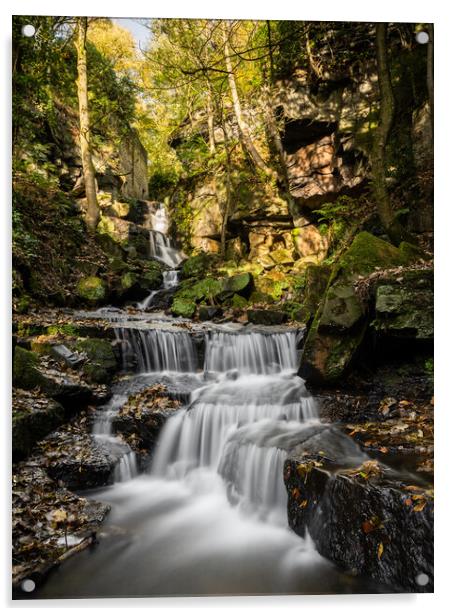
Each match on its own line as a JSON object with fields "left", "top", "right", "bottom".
{"left": 299, "top": 233, "right": 424, "bottom": 385}
{"left": 284, "top": 424, "right": 433, "bottom": 592}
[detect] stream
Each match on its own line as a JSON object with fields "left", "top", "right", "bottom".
{"left": 35, "top": 316, "right": 390, "bottom": 598}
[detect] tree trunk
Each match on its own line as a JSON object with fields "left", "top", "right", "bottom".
{"left": 206, "top": 88, "right": 216, "bottom": 154}
{"left": 222, "top": 23, "right": 274, "bottom": 178}
{"left": 371, "top": 23, "right": 410, "bottom": 244}
{"left": 75, "top": 17, "right": 99, "bottom": 234}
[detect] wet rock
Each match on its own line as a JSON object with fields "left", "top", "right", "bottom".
{"left": 148, "top": 287, "right": 177, "bottom": 310}
{"left": 12, "top": 390, "right": 65, "bottom": 461}
{"left": 199, "top": 306, "right": 224, "bottom": 321}
{"left": 247, "top": 309, "right": 288, "bottom": 326}
{"left": 50, "top": 344, "right": 85, "bottom": 368}
{"left": 284, "top": 426, "right": 433, "bottom": 592}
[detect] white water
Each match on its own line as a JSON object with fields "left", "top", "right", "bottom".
{"left": 147, "top": 203, "right": 185, "bottom": 268}
{"left": 114, "top": 327, "right": 198, "bottom": 373}
{"left": 92, "top": 393, "right": 138, "bottom": 483}
{"left": 37, "top": 326, "right": 377, "bottom": 597}
{"left": 137, "top": 269, "right": 180, "bottom": 310}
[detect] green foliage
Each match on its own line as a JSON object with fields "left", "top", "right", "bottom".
{"left": 424, "top": 358, "right": 434, "bottom": 377}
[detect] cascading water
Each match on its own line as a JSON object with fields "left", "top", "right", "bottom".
{"left": 92, "top": 393, "right": 138, "bottom": 483}
{"left": 114, "top": 327, "right": 198, "bottom": 373}
{"left": 147, "top": 203, "right": 185, "bottom": 268}
{"left": 137, "top": 203, "right": 184, "bottom": 309}
{"left": 37, "top": 325, "right": 379, "bottom": 598}
{"left": 137, "top": 269, "right": 180, "bottom": 310}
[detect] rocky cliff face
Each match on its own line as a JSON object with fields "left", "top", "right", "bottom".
{"left": 51, "top": 99, "right": 148, "bottom": 201}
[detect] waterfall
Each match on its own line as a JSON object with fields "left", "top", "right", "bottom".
{"left": 92, "top": 393, "right": 138, "bottom": 483}
{"left": 137, "top": 269, "right": 180, "bottom": 310}
{"left": 147, "top": 203, "right": 185, "bottom": 268}
{"left": 151, "top": 329, "right": 317, "bottom": 523}
{"left": 37, "top": 326, "right": 352, "bottom": 598}
{"left": 204, "top": 330, "right": 298, "bottom": 374}
{"left": 114, "top": 327, "right": 198, "bottom": 373}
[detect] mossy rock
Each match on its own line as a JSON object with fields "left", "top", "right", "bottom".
{"left": 137, "top": 261, "right": 164, "bottom": 290}
{"left": 121, "top": 271, "right": 138, "bottom": 291}
{"left": 270, "top": 248, "right": 295, "bottom": 265}
{"left": 13, "top": 347, "right": 47, "bottom": 390}
{"left": 282, "top": 301, "right": 309, "bottom": 323}
{"left": 13, "top": 395, "right": 65, "bottom": 460}
{"left": 181, "top": 253, "right": 218, "bottom": 279}
{"left": 231, "top": 294, "right": 249, "bottom": 309}
{"left": 174, "top": 277, "right": 223, "bottom": 305}
{"left": 249, "top": 290, "right": 273, "bottom": 304}
{"left": 299, "top": 232, "right": 417, "bottom": 385}
{"left": 333, "top": 231, "right": 402, "bottom": 281}
{"left": 373, "top": 268, "right": 433, "bottom": 340}
{"left": 398, "top": 242, "right": 428, "bottom": 263}
{"left": 75, "top": 338, "right": 118, "bottom": 384}
{"left": 30, "top": 336, "right": 54, "bottom": 355}
{"left": 222, "top": 272, "right": 254, "bottom": 297}
{"left": 171, "top": 297, "right": 196, "bottom": 318}
{"left": 108, "top": 256, "right": 129, "bottom": 273}
{"left": 301, "top": 264, "right": 332, "bottom": 319}
{"left": 47, "top": 323, "right": 80, "bottom": 337}
{"left": 76, "top": 276, "right": 107, "bottom": 304}
{"left": 255, "top": 271, "right": 290, "bottom": 301}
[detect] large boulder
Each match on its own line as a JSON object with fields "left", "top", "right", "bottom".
{"left": 299, "top": 232, "right": 417, "bottom": 384}
{"left": 284, "top": 425, "right": 433, "bottom": 592}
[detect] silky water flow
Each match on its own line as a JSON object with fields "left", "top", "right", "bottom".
{"left": 36, "top": 327, "right": 386, "bottom": 597}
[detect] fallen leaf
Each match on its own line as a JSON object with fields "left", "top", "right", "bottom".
{"left": 378, "top": 543, "right": 384, "bottom": 559}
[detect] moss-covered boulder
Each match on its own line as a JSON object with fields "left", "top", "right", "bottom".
{"left": 74, "top": 338, "right": 118, "bottom": 384}
{"left": 171, "top": 297, "right": 196, "bottom": 318}
{"left": 76, "top": 276, "right": 107, "bottom": 304}
{"left": 222, "top": 272, "right": 254, "bottom": 297}
{"left": 299, "top": 232, "right": 418, "bottom": 385}
{"left": 13, "top": 347, "right": 47, "bottom": 390}
{"left": 181, "top": 252, "right": 218, "bottom": 279}
{"left": 255, "top": 270, "right": 290, "bottom": 301}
